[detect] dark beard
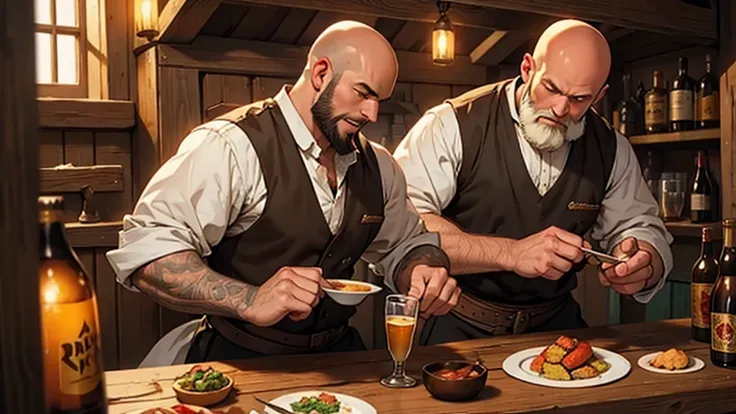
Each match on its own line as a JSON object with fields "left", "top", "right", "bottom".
{"left": 311, "top": 76, "right": 361, "bottom": 155}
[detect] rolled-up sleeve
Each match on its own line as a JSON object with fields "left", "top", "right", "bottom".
{"left": 590, "top": 132, "right": 674, "bottom": 303}
{"left": 106, "top": 121, "right": 249, "bottom": 290}
{"left": 361, "top": 143, "right": 441, "bottom": 293}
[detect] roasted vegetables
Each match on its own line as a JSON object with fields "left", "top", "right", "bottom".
{"left": 290, "top": 392, "right": 341, "bottom": 414}
{"left": 174, "top": 365, "right": 230, "bottom": 392}
{"left": 530, "top": 336, "right": 610, "bottom": 381}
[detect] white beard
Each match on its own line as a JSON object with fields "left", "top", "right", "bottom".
{"left": 517, "top": 86, "right": 586, "bottom": 152}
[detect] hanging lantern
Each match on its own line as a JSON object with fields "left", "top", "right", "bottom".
{"left": 136, "top": 0, "right": 159, "bottom": 40}
{"left": 432, "top": 1, "right": 455, "bottom": 66}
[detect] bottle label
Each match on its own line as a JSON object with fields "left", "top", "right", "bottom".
{"left": 42, "top": 298, "right": 103, "bottom": 396}
{"left": 645, "top": 94, "right": 666, "bottom": 126}
{"left": 691, "top": 194, "right": 711, "bottom": 211}
{"left": 699, "top": 93, "right": 719, "bottom": 121}
{"left": 692, "top": 282, "right": 713, "bottom": 328}
{"left": 712, "top": 312, "right": 736, "bottom": 353}
{"left": 669, "top": 90, "right": 694, "bottom": 121}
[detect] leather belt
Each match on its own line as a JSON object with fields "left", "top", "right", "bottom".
{"left": 207, "top": 315, "right": 348, "bottom": 356}
{"left": 450, "top": 292, "right": 570, "bottom": 335}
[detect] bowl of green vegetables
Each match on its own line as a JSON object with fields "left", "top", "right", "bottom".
{"left": 172, "top": 365, "right": 233, "bottom": 407}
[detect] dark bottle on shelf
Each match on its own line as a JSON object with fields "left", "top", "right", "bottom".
{"left": 691, "top": 150, "right": 715, "bottom": 223}
{"left": 692, "top": 226, "right": 719, "bottom": 342}
{"left": 645, "top": 70, "right": 668, "bottom": 134}
{"left": 696, "top": 54, "right": 720, "bottom": 129}
{"left": 711, "top": 219, "right": 736, "bottom": 369}
{"left": 617, "top": 73, "right": 638, "bottom": 136}
{"left": 669, "top": 57, "right": 696, "bottom": 131}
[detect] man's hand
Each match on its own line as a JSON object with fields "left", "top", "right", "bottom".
{"left": 598, "top": 237, "right": 662, "bottom": 296}
{"left": 506, "top": 226, "right": 587, "bottom": 280}
{"left": 242, "top": 266, "right": 327, "bottom": 327}
{"left": 406, "top": 265, "right": 461, "bottom": 317}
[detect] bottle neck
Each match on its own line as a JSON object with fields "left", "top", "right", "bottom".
{"left": 679, "top": 60, "right": 688, "bottom": 75}
{"left": 701, "top": 239, "right": 714, "bottom": 257}
{"left": 39, "top": 221, "right": 77, "bottom": 262}
{"left": 725, "top": 227, "right": 735, "bottom": 249}
{"left": 697, "top": 152, "right": 706, "bottom": 169}
{"left": 653, "top": 74, "right": 663, "bottom": 89}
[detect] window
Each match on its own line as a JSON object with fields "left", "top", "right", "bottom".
{"left": 35, "top": 0, "right": 88, "bottom": 98}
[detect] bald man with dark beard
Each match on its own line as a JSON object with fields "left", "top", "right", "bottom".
{"left": 394, "top": 20, "right": 673, "bottom": 344}
{"left": 106, "top": 21, "right": 460, "bottom": 363}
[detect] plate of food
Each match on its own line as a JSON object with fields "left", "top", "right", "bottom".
{"left": 264, "top": 391, "right": 376, "bottom": 414}
{"left": 322, "top": 280, "right": 382, "bottom": 306}
{"left": 637, "top": 348, "right": 705, "bottom": 374}
{"left": 172, "top": 365, "right": 233, "bottom": 406}
{"left": 127, "top": 404, "right": 213, "bottom": 414}
{"left": 502, "top": 335, "right": 631, "bottom": 388}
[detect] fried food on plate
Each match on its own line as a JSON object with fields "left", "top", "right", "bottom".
{"left": 649, "top": 348, "right": 689, "bottom": 370}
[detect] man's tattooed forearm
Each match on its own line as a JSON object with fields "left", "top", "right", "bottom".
{"left": 132, "top": 250, "right": 257, "bottom": 320}
{"left": 395, "top": 245, "right": 451, "bottom": 282}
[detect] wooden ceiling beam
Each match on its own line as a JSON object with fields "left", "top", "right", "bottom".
{"left": 157, "top": 0, "right": 223, "bottom": 43}
{"left": 449, "top": 0, "right": 716, "bottom": 42}
{"left": 224, "top": 0, "right": 552, "bottom": 33}
{"left": 157, "top": 36, "right": 488, "bottom": 85}
{"left": 470, "top": 30, "right": 528, "bottom": 65}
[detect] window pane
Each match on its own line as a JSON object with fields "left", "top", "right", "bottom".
{"left": 35, "top": 32, "right": 53, "bottom": 84}
{"left": 35, "top": 0, "right": 52, "bottom": 24}
{"left": 56, "top": 34, "right": 78, "bottom": 85}
{"left": 55, "top": 0, "right": 76, "bottom": 27}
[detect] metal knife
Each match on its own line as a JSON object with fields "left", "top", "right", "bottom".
{"left": 254, "top": 396, "right": 294, "bottom": 414}
{"left": 580, "top": 246, "right": 627, "bottom": 265}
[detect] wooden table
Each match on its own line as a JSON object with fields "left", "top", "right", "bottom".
{"left": 105, "top": 318, "right": 736, "bottom": 414}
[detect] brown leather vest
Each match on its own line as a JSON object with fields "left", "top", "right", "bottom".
{"left": 208, "top": 99, "right": 384, "bottom": 333}
{"left": 442, "top": 80, "right": 617, "bottom": 304}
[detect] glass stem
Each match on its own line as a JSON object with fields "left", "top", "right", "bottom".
{"left": 393, "top": 360, "right": 405, "bottom": 377}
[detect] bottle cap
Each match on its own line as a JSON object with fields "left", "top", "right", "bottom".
{"left": 38, "top": 195, "right": 64, "bottom": 211}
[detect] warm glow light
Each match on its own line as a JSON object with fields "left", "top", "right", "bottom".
{"left": 432, "top": 2, "right": 455, "bottom": 66}
{"left": 140, "top": 0, "right": 152, "bottom": 27}
{"left": 43, "top": 278, "right": 60, "bottom": 304}
{"left": 137, "top": 0, "right": 158, "bottom": 39}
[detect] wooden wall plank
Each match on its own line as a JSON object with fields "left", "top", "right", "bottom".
{"left": 0, "top": 0, "right": 44, "bottom": 407}
{"left": 86, "top": 0, "right": 108, "bottom": 99}
{"left": 77, "top": 248, "right": 97, "bottom": 286}
{"left": 451, "top": 85, "right": 474, "bottom": 97}
{"left": 96, "top": 250, "right": 120, "bottom": 370}
{"left": 269, "top": 8, "right": 317, "bottom": 44}
{"left": 67, "top": 221, "right": 123, "bottom": 248}
{"left": 361, "top": 114, "right": 392, "bottom": 149}
{"left": 95, "top": 132, "right": 133, "bottom": 222}
{"left": 222, "top": 74, "right": 252, "bottom": 104}
{"left": 230, "top": 4, "right": 288, "bottom": 41}
{"left": 159, "top": 309, "right": 194, "bottom": 340}
{"left": 106, "top": 0, "right": 130, "bottom": 100}
{"left": 202, "top": 73, "right": 224, "bottom": 118}
{"left": 297, "top": 11, "right": 377, "bottom": 46}
{"left": 37, "top": 98, "right": 136, "bottom": 129}
{"left": 63, "top": 131, "right": 95, "bottom": 166}
{"left": 200, "top": 3, "right": 249, "bottom": 37}
{"left": 135, "top": 47, "right": 161, "bottom": 198}
{"left": 39, "top": 165, "right": 124, "bottom": 193}
{"left": 252, "top": 76, "right": 293, "bottom": 101}
{"left": 158, "top": 66, "right": 201, "bottom": 163}
{"left": 116, "top": 273, "right": 161, "bottom": 369}
{"left": 159, "top": 38, "right": 488, "bottom": 86}
{"left": 722, "top": 64, "right": 736, "bottom": 218}
{"left": 39, "top": 130, "right": 64, "bottom": 167}
{"left": 412, "top": 84, "right": 451, "bottom": 113}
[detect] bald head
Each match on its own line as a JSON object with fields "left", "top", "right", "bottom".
{"left": 532, "top": 19, "right": 611, "bottom": 91}
{"left": 306, "top": 21, "right": 398, "bottom": 99}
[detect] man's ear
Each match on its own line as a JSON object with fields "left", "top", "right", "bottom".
{"left": 520, "top": 53, "right": 535, "bottom": 84}
{"left": 593, "top": 84, "right": 609, "bottom": 106}
{"left": 310, "top": 57, "right": 332, "bottom": 92}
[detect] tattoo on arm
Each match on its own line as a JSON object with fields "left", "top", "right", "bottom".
{"left": 393, "top": 245, "right": 450, "bottom": 292}
{"left": 131, "top": 250, "right": 257, "bottom": 320}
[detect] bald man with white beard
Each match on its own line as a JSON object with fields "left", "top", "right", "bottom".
{"left": 106, "top": 21, "right": 460, "bottom": 362}
{"left": 394, "top": 19, "right": 674, "bottom": 344}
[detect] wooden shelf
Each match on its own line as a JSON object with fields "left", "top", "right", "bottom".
{"left": 40, "top": 165, "right": 124, "bottom": 193}
{"left": 665, "top": 219, "right": 722, "bottom": 239}
{"left": 66, "top": 221, "right": 122, "bottom": 248}
{"left": 629, "top": 128, "right": 719, "bottom": 145}
{"left": 37, "top": 98, "right": 135, "bottom": 130}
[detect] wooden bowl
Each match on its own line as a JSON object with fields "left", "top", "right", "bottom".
{"left": 422, "top": 361, "right": 487, "bottom": 402}
{"left": 172, "top": 374, "right": 233, "bottom": 407}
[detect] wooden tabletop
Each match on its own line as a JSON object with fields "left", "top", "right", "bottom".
{"left": 105, "top": 318, "right": 736, "bottom": 414}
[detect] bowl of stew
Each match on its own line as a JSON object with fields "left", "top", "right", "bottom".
{"left": 322, "top": 279, "right": 382, "bottom": 306}
{"left": 421, "top": 360, "right": 487, "bottom": 401}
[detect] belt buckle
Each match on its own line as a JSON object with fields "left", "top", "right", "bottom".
{"left": 512, "top": 311, "right": 529, "bottom": 334}
{"left": 309, "top": 330, "right": 330, "bottom": 348}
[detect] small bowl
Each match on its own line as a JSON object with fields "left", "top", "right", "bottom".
{"left": 322, "top": 279, "right": 382, "bottom": 306}
{"left": 172, "top": 374, "right": 233, "bottom": 407}
{"left": 422, "top": 360, "right": 488, "bottom": 402}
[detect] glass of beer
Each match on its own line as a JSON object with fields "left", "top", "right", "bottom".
{"left": 380, "top": 294, "right": 419, "bottom": 388}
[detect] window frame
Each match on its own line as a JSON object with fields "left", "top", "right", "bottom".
{"left": 35, "top": 0, "right": 88, "bottom": 98}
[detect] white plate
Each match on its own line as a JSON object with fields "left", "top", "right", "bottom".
{"left": 322, "top": 279, "right": 382, "bottom": 306}
{"left": 637, "top": 352, "right": 705, "bottom": 374}
{"left": 126, "top": 404, "right": 213, "bottom": 414}
{"left": 265, "top": 391, "right": 377, "bottom": 414}
{"left": 502, "top": 346, "right": 631, "bottom": 388}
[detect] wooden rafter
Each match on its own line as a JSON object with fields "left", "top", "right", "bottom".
{"left": 157, "top": 36, "right": 488, "bottom": 85}
{"left": 449, "top": 0, "right": 716, "bottom": 42}
{"left": 224, "top": 0, "right": 552, "bottom": 33}
{"left": 470, "top": 30, "right": 528, "bottom": 65}
{"left": 158, "top": 0, "right": 223, "bottom": 43}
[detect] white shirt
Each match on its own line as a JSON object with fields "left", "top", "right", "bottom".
{"left": 393, "top": 77, "right": 674, "bottom": 303}
{"left": 106, "top": 86, "right": 438, "bottom": 293}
